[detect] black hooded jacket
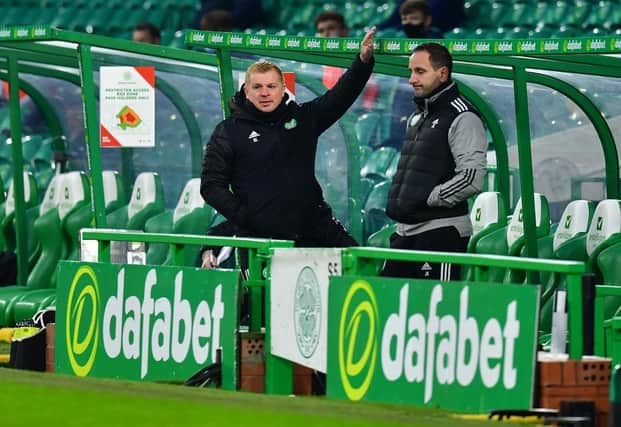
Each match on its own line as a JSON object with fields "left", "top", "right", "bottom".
{"left": 201, "top": 55, "right": 374, "bottom": 239}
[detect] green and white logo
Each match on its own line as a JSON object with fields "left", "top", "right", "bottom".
{"left": 66, "top": 265, "right": 101, "bottom": 377}
{"left": 294, "top": 266, "right": 321, "bottom": 358}
{"left": 284, "top": 118, "right": 297, "bottom": 130}
{"left": 564, "top": 214, "right": 572, "bottom": 229}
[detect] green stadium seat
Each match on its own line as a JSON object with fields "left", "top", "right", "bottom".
{"left": 126, "top": 172, "right": 165, "bottom": 231}
{"left": 537, "top": 200, "right": 594, "bottom": 335}
{"left": 472, "top": 193, "right": 549, "bottom": 282}
{"left": 10, "top": 171, "right": 92, "bottom": 324}
{"left": 384, "top": 153, "right": 400, "bottom": 180}
{"left": 366, "top": 223, "right": 396, "bottom": 248}
{"left": 361, "top": 180, "right": 393, "bottom": 242}
{"left": 355, "top": 112, "right": 381, "bottom": 148}
{"left": 503, "top": 193, "right": 550, "bottom": 283}
{"left": 464, "top": 0, "right": 493, "bottom": 29}
{"left": 463, "top": 192, "right": 507, "bottom": 280}
{"left": 361, "top": 147, "right": 397, "bottom": 182}
{"left": 489, "top": 1, "right": 512, "bottom": 27}
{"left": 467, "top": 192, "right": 508, "bottom": 253}
{"left": 585, "top": 200, "right": 621, "bottom": 320}
{"left": 1, "top": 171, "right": 40, "bottom": 254}
{"left": 144, "top": 210, "right": 173, "bottom": 265}
{"left": 102, "top": 170, "right": 126, "bottom": 214}
{"left": 161, "top": 178, "right": 214, "bottom": 266}
{"left": 100, "top": 172, "right": 165, "bottom": 263}
{"left": 0, "top": 173, "right": 63, "bottom": 325}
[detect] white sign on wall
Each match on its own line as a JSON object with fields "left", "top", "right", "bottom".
{"left": 99, "top": 66, "right": 155, "bottom": 148}
{"left": 270, "top": 248, "right": 341, "bottom": 373}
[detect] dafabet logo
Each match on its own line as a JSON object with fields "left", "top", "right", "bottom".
{"left": 338, "top": 280, "right": 379, "bottom": 401}
{"left": 66, "top": 265, "right": 100, "bottom": 377}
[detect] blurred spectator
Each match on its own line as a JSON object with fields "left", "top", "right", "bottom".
{"left": 379, "top": 0, "right": 464, "bottom": 34}
{"left": 200, "top": 9, "right": 234, "bottom": 31}
{"left": 399, "top": 0, "right": 443, "bottom": 39}
{"left": 315, "top": 10, "right": 348, "bottom": 37}
{"left": 315, "top": 11, "right": 378, "bottom": 111}
{"left": 132, "top": 22, "right": 161, "bottom": 44}
{"left": 191, "top": 0, "right": 263, "bottom": 30}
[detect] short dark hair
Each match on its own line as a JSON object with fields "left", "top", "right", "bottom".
{"left": 133, "top": 22, "right": 161, "bottom": 41}
{"left": 200, "top": 9, "right": 234, "bottom": 32}
{"left": 413, "top": 42, "right": 452, "bottom": 77}
{"left": 400, "top": 0, "right": 431, "bottom": 18}
{"left": 314, "top": 10, "right": 347, "bottom": 30}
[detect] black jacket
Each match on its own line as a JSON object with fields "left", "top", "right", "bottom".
{"left": 201, "top": 55, "right": 374, "bottom": 239}
{"left": 386, "top": 82, "right": 472, "bottom": 223}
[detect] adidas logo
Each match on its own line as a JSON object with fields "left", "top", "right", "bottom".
{"left": 450, "top": 98, "right": 469, "bottom": 113}
{"left": 421, "top": 262, "right": 432, "bottom": 277}
{"left": 248, "top": 130, "right": 260, "bottom": 143}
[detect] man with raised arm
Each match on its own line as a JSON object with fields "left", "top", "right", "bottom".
{"left": 200, "top": 28, "right": 376, "bottom": 265}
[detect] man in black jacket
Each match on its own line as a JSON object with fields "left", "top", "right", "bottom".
{"left": 383, "top": 42, "right": 487, "bottom": 280}
{"left": 200, "top": 28, "right": 376, "bottom": 258}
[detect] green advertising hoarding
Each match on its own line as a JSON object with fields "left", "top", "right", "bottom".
{"left": 56, "top": 262, "right": 239, "bottom": 389}
{"left": 328, "top": 277, "right": 539, "bottom": 413}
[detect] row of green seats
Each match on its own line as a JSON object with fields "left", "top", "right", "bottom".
{"left": 464, "top": 0, "right": 613, "bottom": 29}
{"left": 447, "top": 24, "right": 620, "bottom": 39}
{"left": 0, "top": 1, "right": 197, "bottom": 35}
{"left": 0, "top": 171, "right": 92, "bottom": 326}
{"left": 0, "top": 169, "right": 221, "bottom": 326}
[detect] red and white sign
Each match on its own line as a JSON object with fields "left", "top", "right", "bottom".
{"left": 99, "top": 66, "right": 155, "bottom": 148}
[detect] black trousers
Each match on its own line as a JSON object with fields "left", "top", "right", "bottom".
{"left": 381, "top": 226, "right": 469, "bottom": 280}
{"left": 296, "top": 205, "right": 358, "bottom": 248}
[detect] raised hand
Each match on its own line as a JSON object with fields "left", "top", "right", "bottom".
{"left": 359, "top": 26, "right": 376, "bottom": 63}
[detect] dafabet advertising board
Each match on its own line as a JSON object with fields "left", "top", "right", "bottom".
{"left": 328, "top": 276, "right": 539, "bottom": 412}
{"left": 55, "top": 262, "right": 239, "bottom": 389}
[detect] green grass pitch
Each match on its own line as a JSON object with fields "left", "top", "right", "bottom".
{"left": 0, "top": 368, "right": 497, "bottom": 426}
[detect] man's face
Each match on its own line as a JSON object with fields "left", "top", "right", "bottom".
{"left": 244, "top": 70, "right": 285, "bottom": 112}
{"left": 133, "top": 30, "right": 158, "bottom": 44}
{"left": 401, "top": 11, "right": 429, "bottom": 28}
{"left": 408, "top": 50, "right": 448, "bottom": 98}
{"left": 316, "top": 19, "right": 347, "bottom": 37}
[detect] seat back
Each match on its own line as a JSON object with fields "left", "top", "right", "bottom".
{"left": 506, "top": 193, "right": 551, "bottom": 255}
{"left": 60, "top": 171, "right": 92, "bottom": 261}
{"left": 553, "top": 199, "right": 594, "bottom": 252}
{"left": 366, "top": 223, "right": 396, "bottom": 248}
{"left": 4, "top": 171, "right": 39, "bottom": 217}
{"left": 163, "top": 178, "right": 214, "bottom": 266}
{"left": 172, "top": 178, "right": 206, "bottom": 225}
{"left": 463, "top": 191, "right": 507, "bottom": 280}
{"left": 2, "top": 172, "right": 39, "bottom": 252}
{"left": 39, "top": 173, "right": 63, "bottom": 216}
{"left": 468, "top": 191, "right": 507, "bottom": 253}
{"left": 538, "top": 201, "right": 595, "bottom": 335}
{"left": 472, "top": 193, "right": 549, "bottom": 282}
{"left": 126, "top": 172, "right": 165, "bottom": 230}
{"left": 586, "top": 199, "right": 621, "bottom": 258}
{"left": 102, "top": 170, "right": 126, "bottom": 214}
{"left": 360, "top": 147, "right": 398, "bottom": 181}
{"left": 362, "top": 180, "right": 393, "bottom": 242}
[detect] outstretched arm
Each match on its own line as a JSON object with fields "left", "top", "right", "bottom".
{"left": 310, "top": 27, "right": 376, "bottom": 134}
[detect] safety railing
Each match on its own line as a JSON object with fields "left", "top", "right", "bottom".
{"left": 341, "top": 247, "right": 587, "bottom": 359}
{"left": 80, "top": 228, "right": 294, "bottom": 332}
